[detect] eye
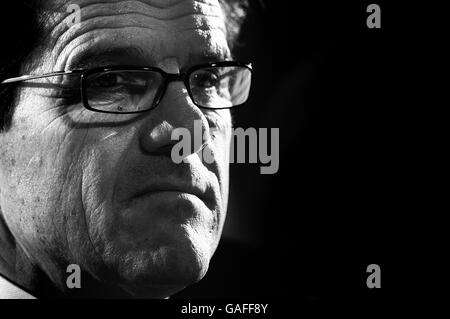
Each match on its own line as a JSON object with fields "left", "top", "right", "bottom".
{"left": 88, "top": 72, "right": 149, "bottom": 91}
{"left": 90, "top": 73, "right": 126, "bottom": 88}
{"left": 191, "top": 70, "right": 219, "bottom": 89}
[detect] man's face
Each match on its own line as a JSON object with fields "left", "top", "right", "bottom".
{"left": 0, "top": 0, "right": 232, "bottom": 297}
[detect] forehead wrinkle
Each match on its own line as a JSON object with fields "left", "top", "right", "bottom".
{"left": 46, "top": 0, "right": 223, "bottom": 44}
{"left": 56, "top": 24, "right": 228, "bottom": 71}
{"left": 53, "top": 6, "right": 223, "bottom": 44}
{"left": 46, "top": 0, "right": 226, "bottom": 70}
{"left": 56, "top": 28, "right": 163, "bottom": 70}
{"left": 49, "top": 0, "right": 222, "bottom": 29}
{"left": 54, "top": 22, "right": 225, "bottom": 70}
{"left": 52, "top": 22, "right": 158, "bottom": 69}
{"left": 55, "top": 0, "right": 222, "bottom": 10}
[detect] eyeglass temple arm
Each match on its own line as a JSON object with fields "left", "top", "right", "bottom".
{"left": 1, "top": 70, "right": 84, "bottom": 85}
{"left": 1, "top": 63, "right": 252, "bottom": 85}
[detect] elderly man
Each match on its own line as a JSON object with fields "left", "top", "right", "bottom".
{"left": 0, "top": 0, "right": 251, "bottom": 298}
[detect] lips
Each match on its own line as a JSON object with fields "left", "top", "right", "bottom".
{"left": 125, "top": 179, "right": 216, "bottom": 210}
{"left": 112, "top": 156, "right": 221, "bottom": 213}
{"left": 134, "top": 182, "right": 205, "bottom": 201}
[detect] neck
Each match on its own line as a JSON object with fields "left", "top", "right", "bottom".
{"left": 0, "top": 212, "right": 61, "bottom": 297}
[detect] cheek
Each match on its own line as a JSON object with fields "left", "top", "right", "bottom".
{"left": 77, "top": 126, "right": 138, "bottom": 249}
{"left": 0, "top": 103, "right": 136, "bottom": 264}
{"left": 198, "top": 115, "right": 232, "bottom": 239}
{"left": 207, "top": 112, "right": 232, "bottom": 197}
{"left": 0, "top": 123, "right": 92, "bottom": 266}
{"left": 211, "top": 132, "right": 231, "bottom": 202}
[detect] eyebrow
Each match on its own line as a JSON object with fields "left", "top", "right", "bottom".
{"left": 68, "top": 46, "right": 229, "bottom": 71}
{"left": 68, "top": 46, "right": 152, "bottom": 70}
{"left": 184, "top": 50, "right": 231, "bottom": 69}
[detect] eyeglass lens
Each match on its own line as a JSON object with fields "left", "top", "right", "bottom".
{"left": 85, "top": 66, "right": 251, "bottom": 113}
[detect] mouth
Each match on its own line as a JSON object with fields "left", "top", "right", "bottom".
{"left": 128, "top": 181, "right": 215, "bottom": 209}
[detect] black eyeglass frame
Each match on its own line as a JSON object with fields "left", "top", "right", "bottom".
{"left": 1, "top": 61, "right": 253, "bottom": 114}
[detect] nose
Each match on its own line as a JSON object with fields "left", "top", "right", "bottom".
{"left": 139, "top": 81, "right": 210, "bottom": 158}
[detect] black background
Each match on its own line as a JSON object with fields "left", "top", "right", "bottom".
{"left": 177, "top": 0, "right": 407, "bottom": 301}
{"left": 0, "top": 0, "right": 419, "bottom": 307}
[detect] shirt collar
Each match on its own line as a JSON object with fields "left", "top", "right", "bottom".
{"left": 0, "top": 274, "right": 36, "bottom": 299}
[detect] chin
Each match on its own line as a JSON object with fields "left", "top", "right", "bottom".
{"left": 108, "top": 230, "right": 214, "bottom": 298}
{"left": 91, "top": 193, "right": 223, "bottom": 297}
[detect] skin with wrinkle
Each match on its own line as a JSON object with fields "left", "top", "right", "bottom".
{"left": 0, "top": 0, "right": 232, "bottom": 298}
{"left": 40, "top": 0, "right": 228, "bottom": 71}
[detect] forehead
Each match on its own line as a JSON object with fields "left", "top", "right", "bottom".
{"left": 40, "top": 0, "right": 230, "bottom": 71}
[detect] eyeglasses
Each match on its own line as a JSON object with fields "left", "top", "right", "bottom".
{"left": 1, "top": 61, "right": 252, "bottom": 114}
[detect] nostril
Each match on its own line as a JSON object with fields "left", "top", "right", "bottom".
{"left": 151, "top": 144, "right": 176, "bottom": 156}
